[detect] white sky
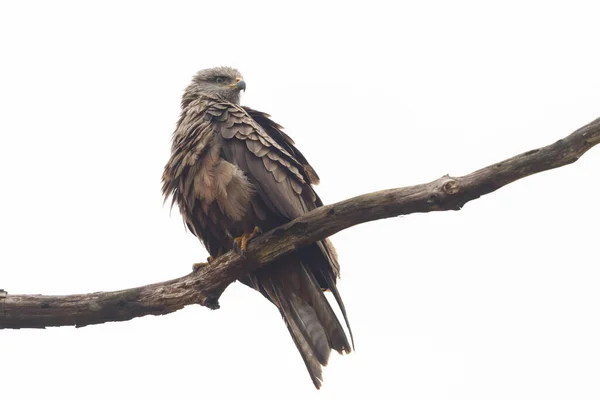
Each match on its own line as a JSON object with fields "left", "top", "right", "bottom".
{"left": 1, "top": 1, "right": 600, "bottom": 399}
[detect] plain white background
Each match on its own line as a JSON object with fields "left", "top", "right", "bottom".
{"left": 1, "top": 1, "right": 599, "bottom": 399}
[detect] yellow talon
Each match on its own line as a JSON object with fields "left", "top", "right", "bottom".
{"left": 233, "top": 226, "right": 262, "bottom": 257}
{"left": 192, "top": 248, "right": 224, "bottom": 272}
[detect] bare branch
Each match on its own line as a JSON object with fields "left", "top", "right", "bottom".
{"left": 2, "top": 117, "right": 599, "bottom": 330}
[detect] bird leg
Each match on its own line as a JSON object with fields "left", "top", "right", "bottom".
{"left": 233, "top": 226, "right": 262, "bottom": 257}
{"left": 192, "top": 247, "right": 224, "bottom": 272}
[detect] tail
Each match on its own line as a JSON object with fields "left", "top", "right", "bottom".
{"left": 247, "top": 247, "right": 352, "bottom": 389}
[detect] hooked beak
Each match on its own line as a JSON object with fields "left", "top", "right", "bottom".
{"left": 228, "top": 77, "right": 246, "bottom": 92}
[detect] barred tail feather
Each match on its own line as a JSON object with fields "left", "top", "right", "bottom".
{"left": 254, "top": 256, "right": 351, "bottom": 389}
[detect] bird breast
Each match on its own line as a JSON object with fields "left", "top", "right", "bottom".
{"left": 189, "top": 135, "right": 254, "bottom": 223}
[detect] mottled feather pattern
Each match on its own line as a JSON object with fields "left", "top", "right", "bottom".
{"left": 243, "top": 106, "right": 321, "bottom": 185}
{"left": 213, "top": 103, "right": 308, "bottom": 186}
{"left": 162, "top": 70, "right": 352, "bottom": 389}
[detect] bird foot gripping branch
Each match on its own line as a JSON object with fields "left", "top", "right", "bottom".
{"left": 232, "top": 226, "right": 262, "bottom": 258}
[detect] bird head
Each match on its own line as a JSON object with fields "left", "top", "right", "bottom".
{"left": 184, "top": 66, "right": 245, "bottom": 106}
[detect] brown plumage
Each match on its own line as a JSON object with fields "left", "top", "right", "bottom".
{"left": 162, "top": 66, "right": 353, "bottom": 388}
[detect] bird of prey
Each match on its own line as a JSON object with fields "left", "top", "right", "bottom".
{"left": 162, "top": 66, "right": 353, "bottom": 388}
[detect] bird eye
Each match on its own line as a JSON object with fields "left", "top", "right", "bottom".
{"left": 215, "top": 76, "right": 226, "bottom": 84}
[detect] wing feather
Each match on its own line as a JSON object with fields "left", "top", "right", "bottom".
{"left": 210, "top": 104, "right": 315, "bottom": 220}
{"left": 243, "top": 106, "right": 320, "bottom": 185}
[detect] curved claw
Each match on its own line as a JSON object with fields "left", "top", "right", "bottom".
{"left": 233, "top": 226, "right": 262, "bottom": 258}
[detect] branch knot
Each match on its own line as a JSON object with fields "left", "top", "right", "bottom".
{"left": 442, "top": 179, "right": 459, "bottom": 195}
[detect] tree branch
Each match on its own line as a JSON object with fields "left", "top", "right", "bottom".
{"left": 2, "top": 117, "right": 599, "bottom": 330}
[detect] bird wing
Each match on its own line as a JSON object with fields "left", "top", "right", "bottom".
{"left": 210, "top": 102, "right": 319, "bottom": 220}
{"left": 242, "top": 106, "right": 321, "bottom": 186}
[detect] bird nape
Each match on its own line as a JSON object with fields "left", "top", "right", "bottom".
{"left": 162, "top": 66, "right": 353, "bottom": 389}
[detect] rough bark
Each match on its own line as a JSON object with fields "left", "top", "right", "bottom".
{"left": 1, "top": 116, "right": 599, "bottom": 330}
